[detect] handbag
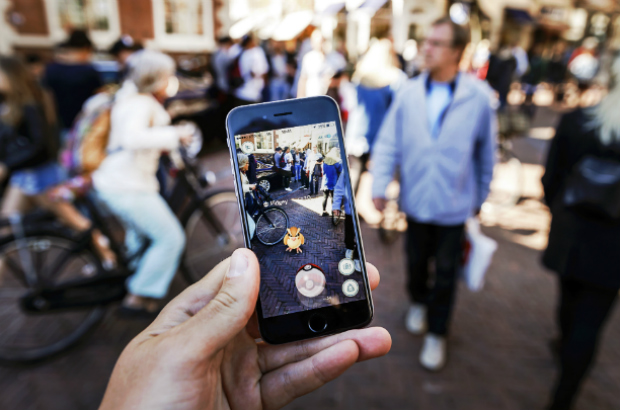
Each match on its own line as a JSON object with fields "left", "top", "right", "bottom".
{"left": 563, "top": 155, "right": 620, "bottom": 220}
{"left": 461, "top": 218, "right": 497, "bottom": 292}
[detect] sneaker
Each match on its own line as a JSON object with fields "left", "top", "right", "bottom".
{"left": 322, "top": 211, "right": 329, "bottom": 217}
{"left": 345, "top": 249, "right": 354, "bottom": 260}
{"left": 405, "top": 303, "right": 427, "bottom": 335}
{"left": 420, "top": 334, "right": 447, "bottom": 371}
{"left": 285, "top": 188, "right": 292, "bottom": 191}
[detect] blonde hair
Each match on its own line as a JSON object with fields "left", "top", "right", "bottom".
{"left": 0, "top": 56, "right": 49, "bottom": 126}
{"left": 126, "top": 50, "right": 176, "bottom": 94}
{"left": 590, "top": 57, "right": 620, "bottom": 145}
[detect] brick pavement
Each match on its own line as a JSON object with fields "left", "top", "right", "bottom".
{"left": 253, "top": 182, "right": 365, "bottom": 317}
{"left": 3, "top": 113, "right": 620, "bottom": 409}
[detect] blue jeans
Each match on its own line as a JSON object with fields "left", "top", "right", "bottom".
{"left": 294, "top": 164, "right": 302, "bottom": 181}
{"left": 270, "top": 79, "right": 290, "bottom": 101}
{"left": 97, "top": 191, "right": 185, "bottom": 298}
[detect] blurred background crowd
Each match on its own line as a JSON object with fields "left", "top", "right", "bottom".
{"left": 2, "top": 0, "right": 620, "bottom": 410}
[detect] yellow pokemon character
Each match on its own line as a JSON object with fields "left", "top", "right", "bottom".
{"left": 283, "top": 227, "right": 305, "bottom": 253}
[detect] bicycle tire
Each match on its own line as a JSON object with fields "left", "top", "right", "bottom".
{"left": 256, "top": 207, "right": 289, "bottom": 246}
{"left": 181, "top": 190, "right": 244, "bottom": 283}
{"left": 0, "top": 229, "right": 105, "bottom": 362}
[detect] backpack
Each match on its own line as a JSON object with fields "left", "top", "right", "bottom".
{"left": 279, "top": 153, "right": 287, "bottom": 168}
{"left": 227, "top": 54, "right": 244, "bottom": 90}
{"left": 62, "top": 88, "right": 116, "bottom": 175}
{"left": 563, "top": 154, "right": 620, "bottom": 220}
{"left": 313, "top": 163, "right": 323, "bottom": 178}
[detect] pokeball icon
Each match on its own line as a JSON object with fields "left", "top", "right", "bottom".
{"left": 295, "top": 264, "right": 326, "bottom": 298}
{"left": 342, "top": 279, "right": 359, "bottom": 297}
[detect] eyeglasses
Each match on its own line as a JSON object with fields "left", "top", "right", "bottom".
{"left": 421, "top": 38, "right": 454, "bottom": 48}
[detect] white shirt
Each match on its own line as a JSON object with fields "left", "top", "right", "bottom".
{"left": 300, "top": 51, "right": 332, "bottom": 97}
{"left": 283, "top": 152, "right": 293, "bottom": 171}
{"left": 234, "top": 46, "right": 269, "bottom": 102}
{"left": 93, "top": 81, "right": 180, "bottom": 193}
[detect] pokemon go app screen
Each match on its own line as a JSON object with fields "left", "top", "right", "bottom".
{"left": 235, "top": 122, "right": 366, "bottom": 318}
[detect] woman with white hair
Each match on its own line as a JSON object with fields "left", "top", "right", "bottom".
{"left": 93, "top": 50, "right": 192, "bottom": 315}
{"left": 542, "top": 56, "right": 620, "bottom": 410}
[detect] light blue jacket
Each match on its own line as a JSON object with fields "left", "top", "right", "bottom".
{"left": 371, "top": 72, "right": 497, "bottom": 226}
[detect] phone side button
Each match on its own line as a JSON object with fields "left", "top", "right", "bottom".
{"left": 308, "top": 314, "right": 327, "bottom": 333}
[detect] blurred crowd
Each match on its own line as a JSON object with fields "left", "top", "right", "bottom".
{"left": 1, "top": 10, "right": 620, "bottom": 410}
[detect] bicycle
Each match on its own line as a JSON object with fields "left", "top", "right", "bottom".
{"left": 0, "top": 149, "right": 243, "bottom": 363}
{"left": 248, "top": 186, "right": 289, "bottom": 246}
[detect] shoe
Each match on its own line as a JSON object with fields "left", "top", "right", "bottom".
{"left": 285, "top": 188, "right": 292, "bottom": 191}
{"left": 405, "top": 303, "right": 427, "bottom": 335}
{"left": 322, "top": 211, "right": 329, "bottom": 217}
{"left": 345, "top": 249, "right": 354, "bottom": 260}
{"left": 420, "top": 334, "right": 447, "bottom": 371}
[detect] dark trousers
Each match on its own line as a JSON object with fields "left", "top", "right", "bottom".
{"left": 282, "top": 170, "right": 291, "bottom": 189}
{"left": 310, "top": 176, "right": 321, "bottom": 195}
{"left": 549, "top": 278, "right": 618, "bottom": 410}
{"left": 301, "top": 170, "right": 309, "bottom": 188}
{"left": 406, "top": 219, "right": 465, "bottom": 336}
{"left": 323, "top": 189, "right": 333, "bottom": 211}
{"left": 344, "top": 214, "right": 358, "bottom": 258}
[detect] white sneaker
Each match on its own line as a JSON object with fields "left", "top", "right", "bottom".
{"left": 405, "top": 303, "right": 427, "bottom": 335}
{"left": 420, "top": 334, "right": 447, "bottom": 371}
{"left": 285, "top": 188, "right": 292, "bottom": 191}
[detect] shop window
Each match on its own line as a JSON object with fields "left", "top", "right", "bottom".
{"left": 164, "top": 0, "right": 204, "bottom": 35}
{"left": 58, "top": 0, "right": 111, "bottom": 31}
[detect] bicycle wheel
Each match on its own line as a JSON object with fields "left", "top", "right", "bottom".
{"left": 181, "top": 191, "right": 244, "bottom": 283}
{"left": 0, "top": 232, "right": 105, "bottom": 362}
{"left": 255, "top": 208, "right": 289, "bottom": 246}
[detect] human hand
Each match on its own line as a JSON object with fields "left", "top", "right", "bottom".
{"left": 373, "top": 197, "right": 387, "bottom": 212}
{"left": 333, "top": 209, "right": 340, "bottom": 217}
{"left": 99, "top": 249, "right": 390, "bottom": 410}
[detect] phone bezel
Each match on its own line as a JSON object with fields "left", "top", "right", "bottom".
{"left": 226, "top": 96, "right": 374, "bottom": 344}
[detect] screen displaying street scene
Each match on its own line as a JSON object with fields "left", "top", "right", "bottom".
{"left": 235, "top": 121, "right": 366, "bottom": 318}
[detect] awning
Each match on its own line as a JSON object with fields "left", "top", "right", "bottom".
{"left": 272, "top": 11, "right": 314, "bottom": 41}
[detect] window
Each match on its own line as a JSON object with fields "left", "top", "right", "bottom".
{"left": 255, "top": 132, "right": 274, "bottom": 151}
{"left": 57, "top": 0, "right": 111, "bottom": 31}
{"left": 164, "top": 0, "right": 204, "bottom": 35}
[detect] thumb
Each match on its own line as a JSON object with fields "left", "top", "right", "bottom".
{"left": 180, "top": 248, "right": 260, "bottom": 354}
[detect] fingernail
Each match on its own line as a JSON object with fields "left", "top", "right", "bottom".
{"left": 227, "top": 251, "right": 248, "bottom": 278}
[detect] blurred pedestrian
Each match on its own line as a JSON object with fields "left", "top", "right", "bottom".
{"left": 487, "top": 43, "right": 517, "bottom": 110}
{"left": 43, "top": 30, "right": 102, "bottom": 133}
{"left": 231, "top": 34, "right": 269, "bottom": 106}
{"left": 347, "top": 38, "right": 406, "bottom": 193}
{"left": 268, "top": 40, "right": 290, "bottom": 101}
{"left": 92, "top": 50, "right": 193, "bottom": 316}
{"left": 109, "top": 35, "right": 143, "bottom": 82}
{"left": 372, "top": 17, "right": 496, "bottom": 371}
{"left": 290, "top": 25, "right": 315, "bottom": 98}
{"left": 211, "top": 36, "right": 236, "bottom": 98}
{"left": 541, "top": 56, "right": 620, "bottom": 410}
{"left": 297, "top": 30, "right": 335, "bottom": 98}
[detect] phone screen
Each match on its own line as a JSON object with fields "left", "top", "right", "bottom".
{"left": 235, "top": 121, "right": 366, "bottom": 319}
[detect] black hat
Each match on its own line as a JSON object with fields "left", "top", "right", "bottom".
{"left": 59, "top": 29, "right": 93, "bottom": 50}
{"left": 109, "top": 35, "right": 143, "bottom": 56}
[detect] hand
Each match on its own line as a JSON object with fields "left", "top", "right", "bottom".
{"left": 179, "top": 132, "right": 193, "bottom": 147}
{"left": 99, "top": 249, "right": 390, "bottom": 410}
{"left": 333, "top": 209, "right": 340, "bottom": 217}
{"left": 373, "top": 197, "right": 387, "bottom": 212}
{"left": 249, "top": 184, "right": 256, "bottom": 191}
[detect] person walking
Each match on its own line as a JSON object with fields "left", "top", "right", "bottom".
{"left": 541, "top": 56, "right": 620, "bottom": 410}
{"left": 92, "top": 50, "right": 193, "bottom": 315}
{"left": 322, "top": 141, "right": 343, "bottom": 216}
{"left": 43, "top": 30, "right": 102, "bottom": 133}
{"left": 372, "top": 17, "right": 496, "bottom": 371}
{"left": 282, "top": 146, "right": 293, "bottom": 191}
{"left": 232, "top": 34, "right": 269, "bottom": 106}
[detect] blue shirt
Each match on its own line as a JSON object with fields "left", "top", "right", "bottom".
{"left": 426, "top": 80, "right": 454, "bottom": 139}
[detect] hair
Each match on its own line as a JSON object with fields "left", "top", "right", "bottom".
{"left": 61, "top": 29, "right": 93, "bottom": 50}
{"left": 284, "top": 146, "right": 289, "bottom": 153}
{"left": 126, "top": 50, "right": 176, "bottom": 94}
{"left": 432, "top": 16, "right": 470, "bottom": 54}
{"left": 0, "top": 56, "right": 49, "bottom": 126}
{"left": 237, "top": 153, "right": 249, "bottom": 168}
{"left": 589, "top": 56, "right": 620, "bottom": 145}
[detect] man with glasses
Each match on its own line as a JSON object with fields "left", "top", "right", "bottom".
{"left": 372, "top": 17, "right": 496, "bottom": 371}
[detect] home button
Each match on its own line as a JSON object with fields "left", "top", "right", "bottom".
{"left": 308, "top": 314, "right": 327, "bottom": 333}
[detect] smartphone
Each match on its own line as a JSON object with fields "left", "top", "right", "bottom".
{"left": 226, "top": 96, "right": 374, "bottom": 344}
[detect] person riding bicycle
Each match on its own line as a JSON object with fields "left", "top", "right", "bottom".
{"left": 0, "top": 56, "right": 115, "bottom": 266}
{"left": 92, "top": 50, "right": 193, "bottom": 316}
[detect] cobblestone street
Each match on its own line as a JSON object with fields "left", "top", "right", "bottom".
{"left": 2, "top": 108, "right": 620, "bottom": 410}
